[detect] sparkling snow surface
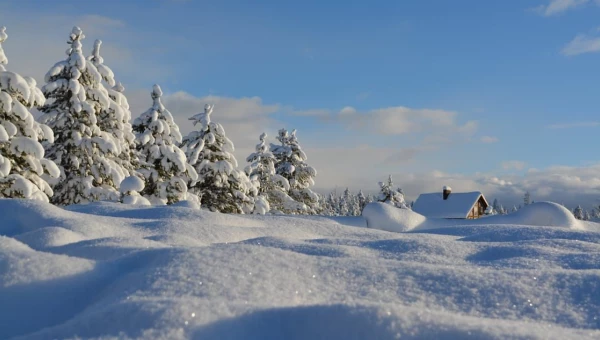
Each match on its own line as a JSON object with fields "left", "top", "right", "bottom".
{"left": 1, "top": 199, "right": 600, "bottom": 339}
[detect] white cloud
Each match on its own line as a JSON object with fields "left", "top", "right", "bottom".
{"left": 480, "top": 136, "right": 499, "bottom": 143}
{"left": 293, "top": 105, "right": 477, "bottom": 138}
{"left": 562, "top": 30, "right": 600, "bottom": 56}
{"left": 501, "top": 160, "right": 527, "bottom": 171}
{"left": 535, "top": 0, "right": 590, "bottom": 16}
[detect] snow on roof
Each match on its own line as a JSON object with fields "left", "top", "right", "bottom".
{"left": 412, "top": 191, "right": 486, "bottom": 219}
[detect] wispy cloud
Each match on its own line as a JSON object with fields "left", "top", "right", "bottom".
{"left": 562, "top": 29, "right": 600, "bottom": 56}
{"left": 480, "top": 136, "right": 499, "bottom": 143}
{"left": 534, "top": 0, "right": 591, "bottom": 16}
{"left": 546, "top": 121, "right": 600, "bottom": 129}
{"left": 292, "top": 105, "right": 477, "bottom": 138}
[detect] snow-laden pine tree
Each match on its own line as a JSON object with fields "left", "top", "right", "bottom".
{"left": 338, "top": 188, "right": 351, "bottom": 216}
{"left": 377, "top": 175, "right": 409, "bottom": 209}
{"left": 0, "top": 26, "right": 60, "bottom": 201}
{"left": 524, "top": 192, "right": 531, "bottom": 206}
{"left": 133, "top": 84, "right": 198, "bottom": 205}
{"left": 573, "top": 205, "right": 584, "bottom": 220}
{"left": 181, "top": 104, "right": 255, "bottom": 213}
{"left": 244, "top": 132, "right": 304, "bottom": 214}
{"left": 322, "top": 192, "right": 337, "bottom": 216}
{"left": 357, "top": 190, "right": 367, "bottom": 213}
{"left": 270, "top": 128, "right": 319, "bottom": 214}
{"left": 492, "top": 199, "right": 499, "bottom": 214}
{"left": 38, "top": 27, "right": 128, "bottom": 205}
{"left": 87, "top": 40, "right": 138, "bottom": 176}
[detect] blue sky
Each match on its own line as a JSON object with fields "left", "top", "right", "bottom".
{"left": 1, "top": 0, "right": 600, "bottom": 207}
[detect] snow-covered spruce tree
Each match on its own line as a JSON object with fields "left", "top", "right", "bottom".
{"left": 133, "top": 84, "right": 198, "bottom": 205}
{"left": 270, "top": 128, "right": 319, "bottom": 214}
{"left": 338, "top": 189, "right": 349, "bottom": 216}
{"left": 38, "top": 27, "right": 131, "bottom": 205}
{"left": 573, "top": 205, "right": 584, "bottom": 220}
{"left": 244, "top": 132, "right": 305, "bottom": 214}
{"left": 87, "top": 40, "right": 139, "bottom": 176}
{"left": 0, "top": 26, "right": 60, "bottom": 201}
{"left": 357, "top": 190, "right": 367, "bottom": 213}
{"left": 181, "top": 104, "right": 255, "bottom": 213}
{"left": 377, "top": 175, "right": 409, "bottom": 209}
{"left": 524, "top": 191, "right": 531, "bottom": 206}
{"left": 492, "top": 199, "right": 499, "bottom": 214}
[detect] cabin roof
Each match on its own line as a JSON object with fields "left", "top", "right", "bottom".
{"left": 412, "top": 191, "right": 488, "bottom": 219}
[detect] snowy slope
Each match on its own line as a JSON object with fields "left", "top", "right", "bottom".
{"left": 1, "top": 199, "right": 600, "bottom": 339}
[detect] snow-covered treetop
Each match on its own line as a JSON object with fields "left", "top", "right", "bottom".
{"left": 134, "top": 84, "right": 182, "bottom": 145}
{"left": 188, "top": 103, "right": 213, "bottom": 130}
{"left": 88, "top": 39, "right": 116, "bottom": 87}
{"left": 66, "top": 26, "right": 85, "bottom": 67}
{"left": 0, "top": 26, "right": 7, "bottom": 70}
{"left": 256, "top": 132, "right": 267, "bottom": 153}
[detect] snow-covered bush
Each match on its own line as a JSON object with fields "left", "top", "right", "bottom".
{"left": 0, "top": 27, "right": 60, "bottom": 202}
{"left": 133, "top": 84, "right": 197, "bottom": 205}
{"left": 270, "top": 128, "right": 319, "bottom": 214}
{"left": 120, "top": 175, "right": 150, "bottom": 206}
{"left": 181, "top": 104, "right": 255, "bottom": 213}
{"left": 38, "top": 27, "right": 128, "bottom": 205}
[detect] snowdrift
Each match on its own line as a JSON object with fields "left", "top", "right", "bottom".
{"left": 362, "top": 202, "right": 426, "bottom": 232}
{"left": 1, "top": 198, "right": 600, "bottom": 339}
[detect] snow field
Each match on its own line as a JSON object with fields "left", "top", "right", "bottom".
{"left": 0, "top": 199, "right": 599, "bottom": 339}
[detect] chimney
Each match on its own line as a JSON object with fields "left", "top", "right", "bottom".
{"left": 443, "top": 186, "right": 452, "bottom": 200}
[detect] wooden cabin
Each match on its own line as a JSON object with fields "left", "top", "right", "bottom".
{"left": 412, "top": 186, "right": 489, "bottom": 219}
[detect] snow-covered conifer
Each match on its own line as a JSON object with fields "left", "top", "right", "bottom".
{"left": 133, "top": 84, "right": 197, "bottom": 205}
{"left": 0, "top": 27, "right": 7, "bottom": 71}
{"left": 270, "top": 128, "right": 319, "bottom": 214}
{"left": 244, "top": 132, "right": 304, "bottom": 214}
{"left": 87, "top": 40, "right": 138, "bottom": 176}
{"left": 524, "top": 192, "right": 531, "bottom": 206}
{"left": 573, "top": 205, "right": 584, "bottom": 220}
{"left": 0, "top": 27, "right": 60, "bottom": 201}
{"left": 339, "top": 188, "right": 351, "bottom": 216}
{"left": 492, "top": 199, "right": 499, "bottom": 213}
{"left": 357, "top": 190, "right": 367, "bottom": 213}
{"left": 377, "top": 175, "right": 409, "bottom": 209}
{"left": 181, "top": 104, "right": 254, "bottom": 213}
{"left": 38, "top": 27, "right": 129, "bottom": 205}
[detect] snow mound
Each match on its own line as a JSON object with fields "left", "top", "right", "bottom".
{"left": 484, "top": 201, "right": 581, "bottom": 229}
{"left": 362, "top": 202, "right": 425, "bottom": 232}
{"left": 14, "top": 227, "right": 88, "bottom": 249}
